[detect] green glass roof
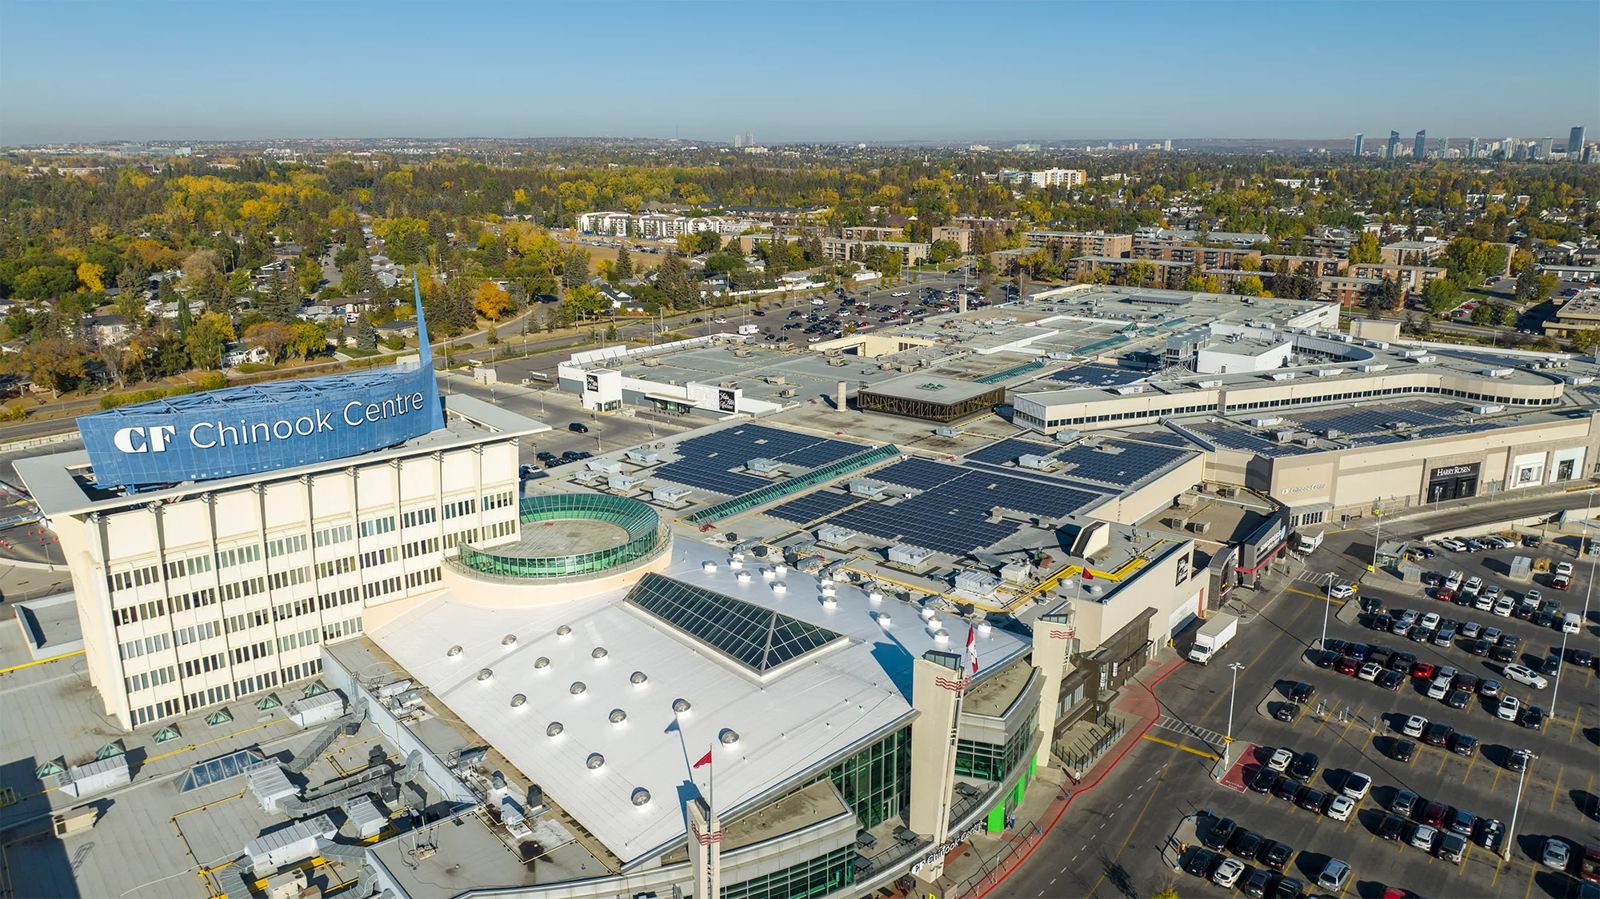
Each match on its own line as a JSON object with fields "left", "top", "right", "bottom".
{"left": 625, "top": 573, "right": 845, "bottom": 675}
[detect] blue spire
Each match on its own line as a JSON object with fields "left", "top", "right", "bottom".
{"left": 411, "top": 267, "right": 445, "bottom": 431}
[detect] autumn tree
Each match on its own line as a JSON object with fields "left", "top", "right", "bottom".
{"left": 182, "top": 250, "right": 229, "bottom": 314}
{"left": 244, "top": 321, "right": 292, "bottom": 362}
{"left": 287, "top": 322, "right": 327, "bottom": 360}
{"left": 1569, "top": 329, "right": 1600, "bottom": 356}
{"left": 473, "top": 280, "right": 511, "bottom": 320}
{"left": 1348, "top": 232, "right": 1381, "bottom": 264}
{"left": 21, "top": 338, "right": 88, "bottom": 396}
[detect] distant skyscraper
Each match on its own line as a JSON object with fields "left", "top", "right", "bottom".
{"left": 1504, "top": 137, "right": 1516, "bottom": 159}
{"left": 1541, "top": 136, "right": 1554, "bottom": 159}
{"left": 1353, "top": 133, "right": 1364, "bottom": 157}
{"left": 1163, "top": 138, "right": 1172, "bottom": 152}
{"left": 1469, "top": 137, "right": 1479, "bottom": 158}
{"left": 1413, "top": 130, "right": 1427, "bottom": 158}
{"left": 1568, "top": 126, "right": 1585, "bottom": 155}
{"left": 733, "top": 133, "right": 744, "bottom": 149}
{"left": 1386, "top": 131, "right": 1401, "bottom": 159}
{"left": 1438, "top": 135, "right": 1448, "bottom": 155}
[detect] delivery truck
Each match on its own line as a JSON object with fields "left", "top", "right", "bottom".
{"left": 1295, "top": 530, "right": 1324, "bottom": 553}
{"left": 1188, "top": 613, "right": 1239, "bottom": 665}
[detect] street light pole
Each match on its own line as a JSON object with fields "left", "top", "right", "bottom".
{"left": 1221, "top": 661, "right": 1244, "bottom": 779}
{"left": 1504, "top": 756, "right": 1530, "bottom": 861}
{"left": 1321, "top": 574, "right": 1332, "bottom": 649}
{"left": 1368, "top": 503, "right": 1383, "bottom": 573}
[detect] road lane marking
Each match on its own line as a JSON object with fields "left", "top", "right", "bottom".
{"left": 1288, "top": 587, "right": 1345, "bottom": 605}
{"left": 1522, "top": 858, "right": 1538, "bottom": 899}
{"left": 1461, "top": 751, "right": 1480, "bottom": 784}
{"left": 1139, "top": 734, "right": 1220, "bottom": 760}
{"left": 1570, "top": 706, "right": 1583, "bottom": 743}
{"left": 1549, "top": 765, "right": 1564, "bottom": 811}
{"left": 1084, "top": 758, "right": 1172, "bottom": 898}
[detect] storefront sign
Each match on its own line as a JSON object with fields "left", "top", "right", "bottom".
{"left": 1429, "top": 463, "right": 1479, "bottom": 480}
{"left": 909, "top": 820, "right": 984, "bottom": 876}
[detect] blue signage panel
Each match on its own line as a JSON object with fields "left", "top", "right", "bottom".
{"left": 80, "top": 363, "right": 443, "bottom": 489}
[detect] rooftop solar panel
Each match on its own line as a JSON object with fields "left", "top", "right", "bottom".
{"left": 1048, "top": 364, "right": 1148, "bottom": 388}
{"left": 964, "top": 438, "right": 1059, "bottom": 466}
{"left": 765, "top": 491, "right": 858, "bottom": 524}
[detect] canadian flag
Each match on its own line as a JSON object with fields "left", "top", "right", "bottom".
{"left": 693, "top": 748, "right": 713, "bottom": 769}
{"left": 965, "top": 625, "right": 980, "bottom": 677}
{"left": 1082, "top": 568, "right": 1094, "bottom": 581}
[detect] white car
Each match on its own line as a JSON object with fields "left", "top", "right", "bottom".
{"left": 1527, "top": 588, "right": 1543, "bottom": 605}
{"left": 1503, "top": 663, "right": 1548, "bottom": 689}
{"left": 1409, "top": 823, "right": 1439, "bottom": 851}
{"left": 1330, "top": 583, "right": 1355, "bottom": 600}
{"left": 1492, "top": 597, "right": 1515, "bottom": 617}
{"left": 1483, "top": 585, "right": 1502, "bottom": 601}
{"left": 1556, "top": 561, "right": 1574, "bottom": 577}
{"left": 1267, "top": 747, "right": 1294, "bottom": 772}
{"left": 1464, "top": 576, "right": 1483, "bottom": 595}
{"left": 1474, "top": 593, "right": 1495, "bottom": 612}
{"left": 1420, "top": 612, "right": 1441, "bottom": 631}
{"left": 1342, "top": 771, "right": 1372, "bottom": 800}
{"left": 1427, "top": 677, "right": 1451, "bottom": 700}
{"left": 1438, "top": 539, "right": 1467, "bottom": 552}
{"left": 1445, "top": 571, "right": 1464, "bottom": 590}
{"left": 1402, "top": 715, "right": 1428, "bottom": 738}
{"left": 1497, "top": 695, "right": 1522, "bottom": 720}
{"left": 1325, "top": 794, "right": 1355, "bottom": 821}
{"left": 1543, "top": 838, "right": 1571, "bottom": 870}
{"left": 1359, "top": 661, "right": 1383, "bottom": 681}
{"left": 1212, "top": 857, "right": 1246, "bottom": 888}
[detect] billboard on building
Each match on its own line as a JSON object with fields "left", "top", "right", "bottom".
{"left": 80, "top": 274, "right": 444, "bottom": 489}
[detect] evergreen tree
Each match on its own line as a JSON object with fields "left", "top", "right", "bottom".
{"left": 354, "top": 317, "right": 378, "bottom": 350}
{"left": 612, "top": 244, "right": 633, "bottom": 282}
{"left": 562, "top": 249, "right": 591, "bottom": 289}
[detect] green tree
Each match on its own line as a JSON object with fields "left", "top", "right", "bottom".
{"left": 612, "top": 244, "right": 633, "bottom": 282}
{"left": 22, "top": 338, "right": 87, "bottom": 396}
{"left": 1514, "top": 264, "right": 1540, "bottom": 302}
{"left": 562, "top": 249, "right": 591, "bottom": 289}
{"left": 1348, "top": 232, "right": 1381, "bottom": 264}
{"left": 255, "top": 272, "right": 300, "bottom": 322}
{"left": 655, "top": 252, "right": 694, "bottom": 310}
{"left": 1421, "top": 278, "right": 1462, "bottom": 315}
{"left": 354, "top": 317, "right": 378, "bottom": 350}
{"left": 1570, "top": 329, "right": 1600, "bottom": 356}
{"left": 1236, "top": 275, "right": 1265, "bottom": 296}
{"left": 184, "top": 311, "right": 235, "bottom": 369}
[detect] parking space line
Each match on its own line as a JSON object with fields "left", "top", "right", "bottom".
{"left": 1569, "top": 706, "right": 1583, "bottom": 743}
{"left": 1548, "top": 765, "right": 1563, "bottom": 811}
{"left": 1521, "top": 858, "right": 1538, "bottom": 899}
{"left": 1490, "top": 856, "right": 1503, "bottom": 889}
{"left": 1289, "top": 587, "right": 1345, "bottom": 605}
{"left": 1460, "top": 751, "right": 1480, "bottom": 784}
{"left": 1435, "top": 749, "right": 1451, "bottom": 776}
{"left": 1489, "top": 765, "right": 1503, "bottom": 793}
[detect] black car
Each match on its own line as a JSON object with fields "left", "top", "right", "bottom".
{"left": 1390, "top": 739, "right": 1417, "bottom": 762}
{"left": 567, "top": 421, "right": 589, "bottom": 433}
{"left": 1230, "top": 829, "right": 1265, "bottom": 859}
{"left": 535, "top": 450, "right": 557, "bottom": 462}
{"left": 1449, "top": 733, "right": 1478, "bottom": 756}
{"left": 1500, "top": 633, "right": 1521, "bottom": 649}
{"left": 1540, "top": 653, "right": 1561, "bottom": 676}
{"left": 1242, "top": 866, "right": 1275, "bottom": 898}
{"left": 1490, "top": 645, "right": 1515, "bottom": 663}
{"left": 1259, "top": 840, "right": 1294, "bottom": 872}
{"left": 1377, "top": 813, "right": 1406, "bottom": 841}
{"left": 1570, "top": 648, "right": 1594, "bottom": 668}
{"left": 1273, "top": 777, "right": 1303, "bottom": 802}
{"left": 1312, "top": 650, "right": 1337, "bottom": 669}
{"left": 1422, "top": 722, "right": 1454, "bottom": 746}
{"left": 1296, "top": 787, "right": 1328, "bottom": 813}
{"left": 1475, "top": 817, "right": 1505, "bottom": 852}
{"left": 1271, "top": 876, "right": 1304, "bottom": 899}
{"left": 1377, "top": 669, "right": 1404, "bottom": 691}
{"left": 1371, "top": 614, "right": 1393, "bottom": 632}
{"left": 1201, "top": 816, "right": 1237, "bottom": 850}
{"left": 1389, "top": 651, "right": 1417, "bottom": 671}
{"left": 1273, "top": 703, "right": 1300, "bottom": 723}
{"left": 1453, "top": 672, "right": 1479, "bottom": 693}
{"left": 1468, "top": 638, "right": 1492, "bottom": 656}
{"left": 1534, "top": 611, "right": 1556, "bottom": 629}
{"left": 1447, "top": 808, "right": 1477, "bottom": 836}
{"left": 1287, "top": 751, "right": 1319, "bottom": 781}
{"left": 1505, "top": 748, "right": 1533, "bottom": 772}
{"left": 1446, "top": 689, "right": 1470, "bottom": 709}
{"left": 1289, "top": 682, "right": 1315, "bottom": 703}
{"left": 1323, "top": 638, "right": 1349, "bottom": 655}
{"left": 1521, "top": 706, "right": 1545, "bottom": 730}
{"left": 1249, "top": 767, "right": 1280, "bottom": 793}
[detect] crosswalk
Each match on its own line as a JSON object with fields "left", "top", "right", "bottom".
{"left": 1151, "top": 714, "right": 1227, "bottom": 750}
{"left": 1295, "top": 571, "right": 1336, "bottom": 587}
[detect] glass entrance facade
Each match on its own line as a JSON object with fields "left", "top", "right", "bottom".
{"left": 955, "top": 710, "right": 1037, "bottom": 781}
{"left": 819, "top": 726, "right": 910, "bottom": 830}
{"left": 723, "top": 845, "right": 855, "bottom": 899}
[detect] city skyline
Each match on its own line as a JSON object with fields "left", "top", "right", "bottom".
{"left": 2, "top": 0, "right": 1596, "bottom": 145}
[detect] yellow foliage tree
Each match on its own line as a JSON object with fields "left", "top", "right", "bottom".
{"left": 473, "top": 281, "right": 511, "bottom": 320}
{"left": 76, "top": 262, "right": 106, "bottom": 293}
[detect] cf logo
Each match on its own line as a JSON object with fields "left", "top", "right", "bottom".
{"left": 112, "top": 425, "right": 177, "bottom": 454}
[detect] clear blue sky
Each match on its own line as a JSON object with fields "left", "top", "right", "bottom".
{"left": 2, "top": 0, "right": 1596, "bottom": 145}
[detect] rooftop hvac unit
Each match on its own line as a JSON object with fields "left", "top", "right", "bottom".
{"left": 1402, "top": 349, "right": 1427, "bottom": 358}
{"left": 624, "top": 448, "right": 660, "bottom": 464}
{"left": 1113, "top": 384, "right": 1146, "bottom": 395}
{"left": 848, "top": 479, "right": 886, "bottom": 497}
{"left": 652, "top": 485, "right": 691, "bottom": 503}
{"left": 817, "top": 526, "right": 857, "bottom": 547}
{"left": 765, "top": 375, "right": 787, "bottom": 385}
{"left": 287, "top": 691, "right": 346, "bottom": 728}
{"left": 641, "top": 357, "right": 662, "bottom": 367}
{"left": 1298, "top": 435, "right": 1320, "bottom": 447}
{"left": 1269, "top": 372, "right": 1297, "bottom": 381}
{"left": 746, "top": 457, "right": 782, "bottom": 474}
{"left": 1323, "top": 428, "right": 1342, "bottom": 439}
{"left": 245, "top": 815, "right": 337, "bottom": 874}
{"left": 1482, "top": 367, "right": 1513, "bottom": 378}
{"left": 605, "top": 474, "right": 642, "bottom": 491}
{"left": 1018, "top": 453, "right": 1055, "bottom": 470}
{"left": 1472, "top": 404, "right": 1505, "bottom": 415}
{"left": 1249, "top": 416, "right": 1283, "bottom": 427}
{"left": 586, "top": 458, "right": 624, "bottom": 474}
{"left": 776, "top": 387, "right": 797, "bottom": 398}
{"left": 1358, "top": 364, "right": 1388, "bottom": 372}
{"left": 935, "top": 426, "right": 962, "bottom": 437}
{"left": 1273, "top": 430, "right": 1297, "bottom": 443}
{"left": 888, "top": 544, "right": 936, "bottom": 567}
{"left": 1411, "top": 355, "right": 1436, "bottom": 363}
{"left": 1313, "top": 368, "right": 1344, "bottom": 377}
{"left": 1052, "top": 429, "right": 1082, "bottom": 443}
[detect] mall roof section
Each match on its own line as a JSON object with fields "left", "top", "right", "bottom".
{"left": 16, "top": 393, "right": 547, "bottom": 517}
{"left": 367, "top": 537, "right": 1031, "bottom": 868}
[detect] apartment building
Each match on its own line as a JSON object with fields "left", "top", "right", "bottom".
{"left": 931, "top": 225, "right": 973, "bottom": 253}
{"left": 820, "top": 237, "right": 931, "bottom": 266}
{"left": 1132, "top": 240, "right": 1261, "bottom": 271}
{"left": 1025, "top": 230, "right": 1134, "bottom": 258}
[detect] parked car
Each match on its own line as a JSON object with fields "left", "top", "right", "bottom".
{"left": 1401, "top": 715, "right": 1428, "bottom": 738}
{"left": 567, "top": 421, "right": 589, "bottom": 433}
{"left": 1273, "top": 777, "right": 1303, "bottom": 802}
{"left": 1258, "top": 840, "right": 1293, "bottom": 872}
{"left": 1213, "top": 857, "right": 1247, "bottom": 889}
{"left": 1543, "top": 838, "right": 1572, "bottom": 870}
{"left": 1342, "top": 771, "right": 1372, "bottom": 800}
{"left": 1503, "top": 663, "right": 1548, "bottom": 689}
{"left": 1326, "top": 794, "right": 1355, "bottom": 821}
{"left": 1287, "top": 751, "right": 1319, "bottom": 781}
{"left": 1391, "top": 789, "right": 1419, "bottom": 816}
{"left": 1521, "top": 706, "right": 1546, "bottom": 730}
{"left": 1438, "top": 831, "right": 1468, "bottom": 864}
{"left": 1377, "top": 814, "right": 1406, "bottom": 841}
{"left": 1505, "top": 748, "right": 1533, "bottom": 772}
{"left": 1476, "top": 818, "right": 1505, "bottom": 852}
{"left": 1314, "top": 859, "right": 1351, "bottom": 892}
{"left": 1422, "top": 722, "right": 1454, "bottom": 746}
{"left": 1447, "top": 808, "right": 1477, "bottom": 836}
{"left": 1182, "top": 847, "right": 1220, "bottom": 877}
{"left": 1389, "top": 739, "right": 1417, "bottom": 763}
{"left": 1420, "top": 801, "right": 1448, "bottom": 827}
{"left": 1249, "top": 766, "right": 1280, "bottom": 793}
{"left": 1230, "top": 829, "right": 1265, "bottom": 859}
{"left": 1267, "top": 747, "right": 1294, "bottom": 772}
{"left": 1289, "top": 682, "right": 1315, "bottom": 703}
{"left": 1449, "top": 732, "right": 1478, "bottom": 756}
{"left": 1498, "top": 695, "right": 1522, "bottom": 720}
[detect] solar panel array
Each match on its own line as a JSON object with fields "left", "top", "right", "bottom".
{"left": 766, "top": 490, "right": 859, "bottom": 525}
{"left": 1119, "top": 430, "right": 1199, "bottom": 448}
{"left": 820, "top": 459, "right": 1102, "bottom": 555}
{"left": 1184, "top": 421, "right": 1316, "bottom": 457}
{"left": 1286, "top": 405, "right": 1465, "bottom": 437}
{"left": 964, "top": 438, "right": 1060, "bottom": 465}
{"left": 1053, "top": 439, "right": 1191, "bottom": 487}
{"left": 655, "top": 425, "right": 864, "bottom": 495}
{"left": 625, "top": 573, "right": 843, "bottom": 675}
{"left": 1049, "top": 363, "right": 1148, "bottom": 388}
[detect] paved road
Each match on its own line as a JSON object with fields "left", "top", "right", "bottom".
{"left": 1003, "top": 490, "right": 1600, "bottom": 899}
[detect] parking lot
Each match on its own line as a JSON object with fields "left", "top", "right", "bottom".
{"left": 1005, "top": 525, "right": 1600, "bottom": 899}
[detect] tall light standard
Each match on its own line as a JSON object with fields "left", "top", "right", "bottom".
{"left": 1367, "top": 502, "right": 1383, "bottom": 574}
{"left": 1221, "top": 661, "right": 1245, "bottom": 779}
{"left": 1504, "top": 754, "right": 1531, "bottom": 861}
{"left": 1320, "top": 574, "right": 1333, "bottom": 648}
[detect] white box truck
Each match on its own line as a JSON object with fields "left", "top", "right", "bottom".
{"left": 1188, "top": 613, "right": 1239, "bottom": 665}
{"left": 1296, "top": 530, "right": 1324, "bottom": 553}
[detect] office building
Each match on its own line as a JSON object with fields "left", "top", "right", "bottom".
{"left": 1386, "top": 130, "right": 1401, "bottom": 159}
{"left": 1469, "top": 137, "right": 1480, "bottom": 158}
{"left": 1570, "top": 126, "right": 1587, "bottom": 156}
{"left": 1542, "top": 136, "right": 1555, "bottom": 160}
{"left": 1413, "top": 129, "right": 1427, "bottom": 159}
{"left": 1353, "top": 133, "right": 1364, "bottom": 157}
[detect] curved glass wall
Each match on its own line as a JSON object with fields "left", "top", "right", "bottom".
{"left": 458, "top": 494, "right": 666, "bottom": 579}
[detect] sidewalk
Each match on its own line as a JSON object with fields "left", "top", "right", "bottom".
{"left": 945, "top": 652, "right": 1187, "bottom": 899}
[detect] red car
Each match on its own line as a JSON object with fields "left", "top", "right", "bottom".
{"left": 1411, "top": 661, "right": 1437, "bottom": 679}
{"left": 1435, "top": 587, "right": 1456, "bottom": 602}
{"left": 1336, "top": 656, "right": 1361, "bottom": 676}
